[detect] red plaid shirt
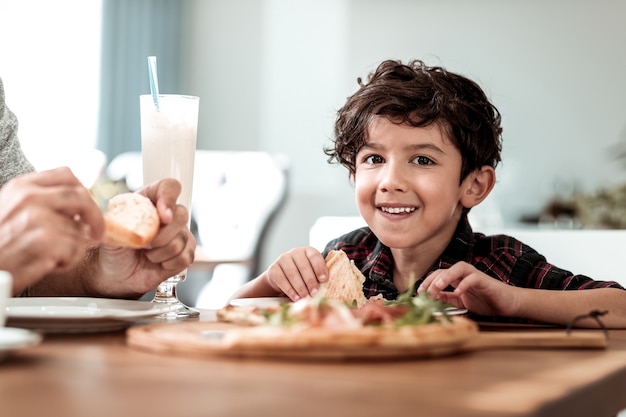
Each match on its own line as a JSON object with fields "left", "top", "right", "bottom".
{"left": 321, "top": 215, "right": 624, "bottom": 324}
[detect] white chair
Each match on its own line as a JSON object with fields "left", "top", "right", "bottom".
{"left": 309, "top": 215, "right": 366, "bottom": 252}
{"left": 25, "top": 146, "right": 107, "bottom": 189}
{"left": 190, "top": 151, "right": 288, "bottom": 308}
{"left": 309, "top": 216, "right": 626, "bottom": 286}
{"left": 105, "top": 151, "right": 143, "bottom": 190}
{"left": 105, "top": 150, "right": 289, "bottom": 308}
{"left": 477, "top": 227, "right": 626, "bottom": 285}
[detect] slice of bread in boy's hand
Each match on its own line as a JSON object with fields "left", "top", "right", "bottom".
{"left": 103, "top": 193, "right": 159, "bottom": 249}
{"left": 320, "top": 250, "right": 368, "bottom": 308}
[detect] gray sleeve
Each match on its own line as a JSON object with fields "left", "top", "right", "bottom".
{"left": 0, "top": 77, "right": 35, "bottom": 188}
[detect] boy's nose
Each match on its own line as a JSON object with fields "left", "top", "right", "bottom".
{"left": 379, "top": 163, "right": 409, "bottom": 192}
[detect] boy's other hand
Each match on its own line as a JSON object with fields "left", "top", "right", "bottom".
{"left": 417, "top": 261, "right": 519, "bottom": 317}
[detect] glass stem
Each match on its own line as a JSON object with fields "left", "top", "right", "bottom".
{"left": 153, "top": 278, "right": 180, "bottom": 304}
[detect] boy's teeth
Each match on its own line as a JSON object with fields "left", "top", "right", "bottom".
{"left": 382, "top": 207, "right": 415, "bottom": 214}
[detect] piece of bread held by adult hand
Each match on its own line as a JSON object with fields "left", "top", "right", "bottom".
{"left": 319, "top": 250, "right": 368, "bottom": 308}
{"left": 103, "top": 193, "right": 159, "bottom": 249}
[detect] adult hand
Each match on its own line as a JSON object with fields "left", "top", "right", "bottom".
{"left": 85, "top": 178, "right": 196, "bottom": 298}
{"left": 0, "top": 167, "right": 104, "bottom": 295}
{"left": 417, "top": 261, "right": 520, "bottom": 317}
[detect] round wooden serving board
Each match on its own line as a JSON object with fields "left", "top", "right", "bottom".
{"left": 126, "top": 319, "right": 607, "bottom": 361}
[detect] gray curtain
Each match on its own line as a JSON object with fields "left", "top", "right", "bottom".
{"left": 97, "top": 0, "right": 184, "bottom": 162}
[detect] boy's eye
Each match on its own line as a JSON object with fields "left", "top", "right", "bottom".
{"left": 412, "top": 155, "right": 434, "bottom": 166}
{"left": 364, "top": 154, "right": 384, "bottom": 165}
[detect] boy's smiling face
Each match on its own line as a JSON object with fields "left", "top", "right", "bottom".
{"left": 354, "top": 116, "right": 479, "bottom": 253}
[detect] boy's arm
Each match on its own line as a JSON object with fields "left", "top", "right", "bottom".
{"left": 419, "top": 261, "right": 626, "bottom": 328}
{"left": 515, "top": 287, "right": 626, "bottom": 329}
{"left": 229, "top": 271, "right": 285, "bottom": 300}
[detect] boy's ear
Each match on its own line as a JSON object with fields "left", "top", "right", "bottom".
{"left": 460, "top": 166, "right": 496, "bottom": 209}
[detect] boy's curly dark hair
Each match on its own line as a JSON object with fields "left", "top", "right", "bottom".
{"left": 325, "top": 59, "right": 503, "bottom": 182}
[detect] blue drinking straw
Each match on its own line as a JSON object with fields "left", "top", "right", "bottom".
{"left": 147, "top": 56, "right": 160, "bottom": 111}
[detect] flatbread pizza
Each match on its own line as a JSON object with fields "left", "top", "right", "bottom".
{"left": 320, "top": 249, "right": 368, "bottom": 307}
{"left": 213, "top": 297, "right": 477, "bottom": 359}
{"left": 210, "top": 250, "right": 478, "bottom": 359}
{"left": 217, "top": 250, "right": 369, "bottom": 325}
{"left": 127, "top": 250, "right": 605, "bottom": 359}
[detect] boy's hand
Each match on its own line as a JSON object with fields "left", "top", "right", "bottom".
{"left": 417, "top": 261, "right": 520, "bottom": 317}
{"left": 263, "top": 246, "right": 328, "bottom": 301}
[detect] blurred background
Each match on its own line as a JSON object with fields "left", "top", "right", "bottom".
{"left": 1, "top": 0, "right": 625, "bottom": 279}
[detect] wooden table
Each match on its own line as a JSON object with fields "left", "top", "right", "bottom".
{"left": 2, "top": 310, "right": 626, "bottom": 417}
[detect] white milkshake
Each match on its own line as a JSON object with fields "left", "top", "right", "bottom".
{"left": 139, "top": 74, "right": 201, "bottom": 317}
{"left": 140, "top": 94, "right": 199, "bottom": 210}
{"left": 140, "top": 94, "right": 199, "bottom": 291}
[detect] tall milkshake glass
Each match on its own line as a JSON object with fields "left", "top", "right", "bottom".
{"left": 140, "top": 94, "right": 200, "bottom": 319}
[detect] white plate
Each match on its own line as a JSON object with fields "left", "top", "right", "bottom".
{"left": 435, "top": 307, "right": 468, "bottom": 316}
{"left": 229, "top": 297, "right": 291, "bottom": 308}
{"left": 6, "top": 297, "right": 180, "bottom": 333}
{"left": 0, "top": 327, "right": 42, "bottom": 362}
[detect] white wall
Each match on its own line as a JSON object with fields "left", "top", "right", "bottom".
{"left": 346, "top": 0, "right": 626, "bottom": 226}
{"left": 185, "top": 0, "right": 359, "bottom": 270}
{"left": 0, "top": 0, "right": 102, "bottom": 156}
{"left": 185, "top": 0, "right": 626, "bottom": 272}
{"left": 3, "top": 1, "right": 624, "bottom": 276}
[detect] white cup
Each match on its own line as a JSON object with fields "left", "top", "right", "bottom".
{"left": 0, "top": 271, "right": 12, "bottom": 327}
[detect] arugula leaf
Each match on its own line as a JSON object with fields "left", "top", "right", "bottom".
{"left": 384, "top": 273, "right": 453, "bottom": 326}
{"left": 261, "top": 302, "right": 295, "bottom": 327}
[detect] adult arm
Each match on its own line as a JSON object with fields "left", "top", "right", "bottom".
{"left": 0, "top": 77, "right": 35, "bottom": 185}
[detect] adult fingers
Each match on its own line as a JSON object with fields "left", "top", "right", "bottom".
{"left": 146, "top": 229, "right": 196, "bottom": 275}
{"left": 139, "top": 178, "right": 182, "bottom": 225}
{"left": 4, "top": 216, "right": 89, "bottom": 293}
{"left": 4, "top": 168, "right": 104, "bottom": 239}
{"left": 147, "top": 204, "right": 189, "bottom": 250}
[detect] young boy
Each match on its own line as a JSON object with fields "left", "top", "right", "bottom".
{"left": 232, "top": 59, "right": 626, "bottom": 328}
